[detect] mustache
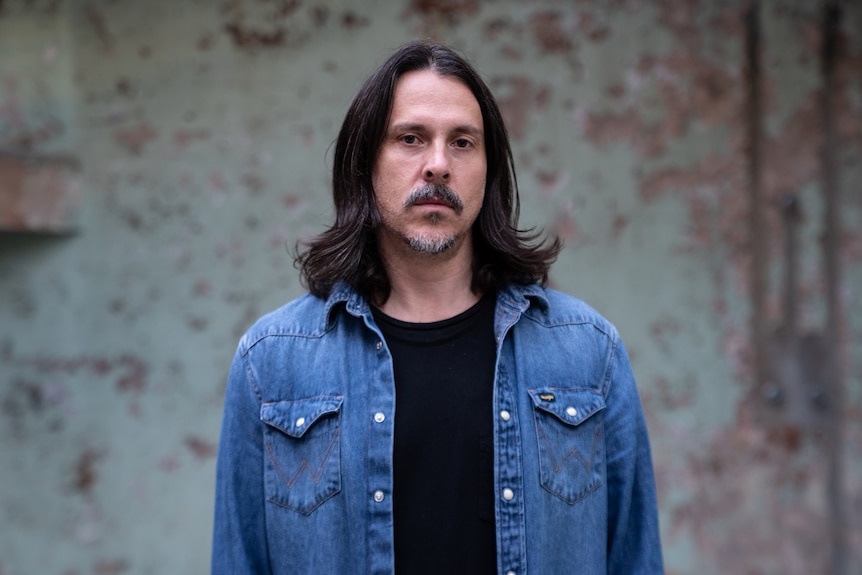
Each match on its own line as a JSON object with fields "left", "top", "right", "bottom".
{"left": 404, "top": 183, "right": 464, "bottom": 215}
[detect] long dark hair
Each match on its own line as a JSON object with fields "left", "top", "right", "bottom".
{"left": 295, "top": 41, "right": 561, "bottom": 302}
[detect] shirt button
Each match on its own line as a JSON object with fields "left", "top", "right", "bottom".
{"left": 500, "top": 410, "right": 511, "bottom": 422}
{"left": 374, "top": 412, "right": 385, "bottom": 423}
{"left": 566, "top": 406, "right": 578, "bottom": 417}
{"left": 295, "top": 417, "right": 305, "bottom": 428}
{"left": 375, "top": 341, "right": 383, "bottom": 350}
{"left": 373, "top": 490, "right": 385, "bottom": 502}
{"left": 502, "top": 488, "right": 514, "bottom": 501}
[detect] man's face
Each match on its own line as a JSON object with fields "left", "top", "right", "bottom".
{"left": 372, "top": 69, "right": 487, "bottom": 256}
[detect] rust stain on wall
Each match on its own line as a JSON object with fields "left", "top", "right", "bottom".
{"left": 568, "top": 3, "right": 862, "bottom": 571}
{"left": 184, "top": 435, "right": 217, "bottom": 460}
{"left": 405, "top": 0, "right": 478, "bottom": 24}
{"left": 113, "top": 123, "right": 158, "bottom": 155}
{"left": 220, "top": 0, "right": 300, "bottom": 49}
{"left": 224, "top": 21, "right": 287, "bottom": 49}
{"left": 340, "top": 9, "right": 369, "bottom": 29}
{"left": 582, "top": 53, "right": 739, "bottom": 159}
{"left": 72, "top": 448, "right": 105, "bottom": 497}
{"left": 0, "top": 77, "right": 66, "bottom": 152}
{"left": 3, "top": 352, "right": 149, "bottom": 395}
{"left": 535, "top": 170, "right": 570, "bottom": 199}
{"left": 528, "top": 10, "right": 575, "bottom": 54}
{"left": 92, "top": 559, "right": 129, "bottom": 575}
{"left": 665, "top": 399, "right": 832, "bottom": 572}
{"left": 579, "top": 1, "right": 862, "bottom": 353}
{"left": 492, "top": 76, "right": 546, "bottom": 141}
{"left": 220, "top": 0, "right": 368, "bottom": 51}
{"left": 173, "top": 128, "right": 210, "bottom": 147}
{"left": 649, "top": 315, "right": 682, "bottom": 355}
{"left": 84, "top": 4, "right": 114, "bottom": 52}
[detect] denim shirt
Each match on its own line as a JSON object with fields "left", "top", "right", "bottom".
{"left": 212, "top": 282, "right": 663, "bottom": 574}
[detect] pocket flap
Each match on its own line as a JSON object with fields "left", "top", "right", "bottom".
{"left": 260, "top": 396, "right": 343, "bottom": 438}
{"left": 528, "top": 387, "right": 605, "bottom": 426}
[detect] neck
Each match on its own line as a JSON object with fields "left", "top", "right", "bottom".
{"left": 376, "top": 236, "right": 480, "bottom": 323}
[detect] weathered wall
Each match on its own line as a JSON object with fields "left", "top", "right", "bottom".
{"left": 1, "top": 1, "right": 860, "bottom": 573}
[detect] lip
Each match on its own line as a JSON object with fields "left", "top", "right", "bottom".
{"left": 412, "top": 198, "right": 454, "bottom": 209}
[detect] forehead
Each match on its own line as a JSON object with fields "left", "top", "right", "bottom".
{"left": 388, "top": 69, "right": 482, "bottom": 125}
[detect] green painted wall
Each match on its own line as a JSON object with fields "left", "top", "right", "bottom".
{"left": 1, "top": 1, "right": 860, "bottom": 573}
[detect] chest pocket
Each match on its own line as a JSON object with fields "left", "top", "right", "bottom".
{"left": 529, "top": 387, "right": 606, "bottom": 504}
{"left": 260, "top": 395, "right": 343, "bottom": 516}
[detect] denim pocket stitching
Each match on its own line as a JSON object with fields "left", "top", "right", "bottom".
{"left": 530, "top": 387, "right": 606, "bottom": 505}
{"left": 538, "top": 420, "right": 603, "bottom": 475}
{"left": 261, "top": 396, "right": 343, "bottom": 515}
{"left": 265, "top": 424, "right": 341, "bottom": 488}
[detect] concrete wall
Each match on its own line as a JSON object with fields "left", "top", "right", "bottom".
{"left": 1, "top": 1, "right": 860, "bottom": 573}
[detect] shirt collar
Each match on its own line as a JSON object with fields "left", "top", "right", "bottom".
{"left": 322, "top": 281, "right": 549, "bottom": 329}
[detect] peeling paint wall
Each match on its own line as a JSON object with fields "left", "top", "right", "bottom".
{"left": 1, "top": 1, "right": 860, "bottom": 573}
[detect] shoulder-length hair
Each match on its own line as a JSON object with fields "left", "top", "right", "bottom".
{"left": 295, "top": 41, "right": 561, "bottom": 302}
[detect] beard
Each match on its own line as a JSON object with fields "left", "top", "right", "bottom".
{"left": 406, "top": 232, "right": 456, "bottom": 254}
{"left": 400, "top": 183, "right": 463, "bottom": 254}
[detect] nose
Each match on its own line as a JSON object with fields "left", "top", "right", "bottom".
{"left": 422, "top": 143, "right": 450, "bottom": 183}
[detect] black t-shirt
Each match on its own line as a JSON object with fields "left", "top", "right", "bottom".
{"left": 372, "top": 294, "right": 497, "bottom": 575}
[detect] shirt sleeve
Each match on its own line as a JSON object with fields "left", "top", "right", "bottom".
{"left": 603, "top": 337, "right": 664, "bottom": 574}
{"left": 211, "top": 347, "right": 272, "bottom": 574}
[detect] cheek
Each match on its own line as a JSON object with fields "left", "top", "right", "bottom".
{"left": 468, "top": 162, "right": 487, "bottom": 193}
{"left": 470, "top": 174, "right": 487, "bottom": 206}
{"left": 374, "top": 157, "right": 412, "bottom": 193}
{"left": 473, "top": 191, "right": 486, "bottom": 215}
{"left": 372, "top": 178, "right": 404, "bottom": 217}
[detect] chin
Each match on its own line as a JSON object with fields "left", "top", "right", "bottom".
{"left": 406, "top": 234, "right": 457, "bottom": 254}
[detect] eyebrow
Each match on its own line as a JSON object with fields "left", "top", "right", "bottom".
{"left": 388, "top": 122, "right": 484, "bottom": 138}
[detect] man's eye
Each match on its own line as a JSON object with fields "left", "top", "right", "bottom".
{"left": 454, "top": 139, "right": 472, "bottom": 148}
{"left": 402, "top": 135, "right": 418, "bottom": 144}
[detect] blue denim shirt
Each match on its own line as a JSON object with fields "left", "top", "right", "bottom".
{"left": 212, "top": 282, "right": 663, "bottom": 574}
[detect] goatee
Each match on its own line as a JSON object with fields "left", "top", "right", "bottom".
{"left": 407, "top": 233, "right": 456, "bottom": 254}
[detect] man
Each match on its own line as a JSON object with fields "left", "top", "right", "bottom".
{"left": 212, "top": 41, "right": 663, "bottom": 574}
